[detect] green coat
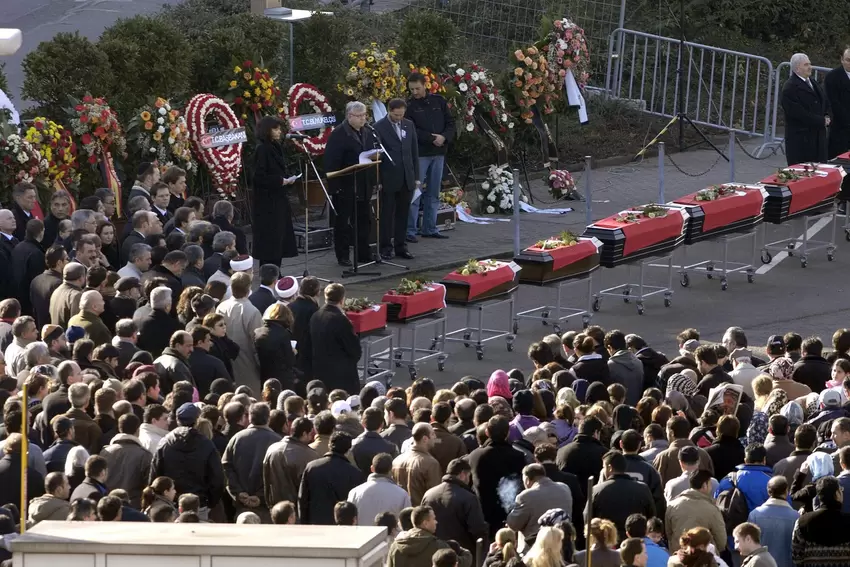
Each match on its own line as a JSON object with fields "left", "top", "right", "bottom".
{"left": 68, "top": 310, "right": 113, "bottom": 348}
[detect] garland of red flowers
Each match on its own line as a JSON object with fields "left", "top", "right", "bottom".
{"left": 185, "top": 94, "right": 244, "bottom": 196}
{"left": 282, "top": 83, "right": 333, "bottom": 156}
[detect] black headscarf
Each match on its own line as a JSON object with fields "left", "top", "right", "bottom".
{"left": 585, "top": 381, "right": 609, "bottom": 405}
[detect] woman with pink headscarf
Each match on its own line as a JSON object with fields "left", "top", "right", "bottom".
{"left": 487, "top": 370, "right": 513, "bottom": 400}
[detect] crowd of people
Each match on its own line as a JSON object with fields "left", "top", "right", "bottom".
{"left": 3, "top": 173, "right": 850, "bottom": 567}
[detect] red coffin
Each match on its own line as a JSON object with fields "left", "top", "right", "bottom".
{"left": 522, "top": 238, "right": 599, "bottom": 271}
{"left": 592, "top": 209, "right": 685, "bottom": 257}
{"left": 382, "top": 286, "right": 446, "bottom": 321}
{"left": 674, "top": 186, "right": 764, "bottom": 232}
{"left": 346, "top": 303, "right": 387, "bottom": 334}
{"left": 759, "top": 166, "right": 842, "bottom": 215}
{"left": 442, "top": 262, "right": 517, "bottom": 301}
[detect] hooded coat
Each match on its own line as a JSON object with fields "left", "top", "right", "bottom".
{"left": 26, "top": 494, "right": 70, "bottom": 527}
{"left": 100, "top": 433, "right": 152, "bottom": 509}
{"left": 386, "top": 528, "right": 451, "bottom": 567}
{"left": 607, "top": 350, "right": 645, "bottom": 406}
{"left": 150, "top": 426, "right": 225, "bottom": 508}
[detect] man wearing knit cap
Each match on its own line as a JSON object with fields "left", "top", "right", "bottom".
{"left": 249, "top": 264, "right": 280, "bottom": 315}
{"left": 42, "top": 324, "right": 69, "bottom": 363}
{"left": 111, "top": 277, "right": 141, "bottom": 322}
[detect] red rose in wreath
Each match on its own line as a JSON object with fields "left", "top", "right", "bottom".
{"left": 281, "top": 83, "right": 334, "bottom": 156}
{"left": 185, "top": 94, "right": 244, "bottom": 197}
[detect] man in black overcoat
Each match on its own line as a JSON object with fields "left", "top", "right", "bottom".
{"left": 825, "top": 47, "right": 850, "bottom": 160}
{"left": 323, "top": 101, "right": 379, "bottom": 266}
{"left": 781, "top": 53, "right": 831, "bottom": 165}
{"left": 0, "top": 209, "right": 19, "bottom": 302}
{"left": 306, "top": 283, "right": 361, "bottom": 395}
{"left": 375, "top": 98, "right": 419, "bottom": 260}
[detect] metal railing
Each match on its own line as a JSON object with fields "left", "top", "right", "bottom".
{"left": 604, "top": 28, "right": 775, "bottom": 143}
{"left": 756, "top": 61, "right": 832, "bottom": 155}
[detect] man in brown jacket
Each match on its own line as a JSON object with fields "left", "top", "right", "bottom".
{"left": 653, "top": 415, "right": 714, "bottom": 486}
{"left": 263, "top": 417, "right": 318, "bottom": 509}
{"left": 430, "top": 402, "right": 467, "bottom": 473}
{"left": 665, "top": 469, "right": 727, "bottom": 553}
{"left": 99, "top": 413, "right": 151, "bottom": 508}
{"left": 67, "top": 290, "right": 112, "bottom": 348}
{"left": 392, "top": 422, "right": 441, "bottom": 505}
{"left": 64, "top": 383, "right": 103, "bottom": 455}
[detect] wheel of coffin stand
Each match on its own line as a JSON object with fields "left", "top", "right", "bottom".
{"left": 553, "top": 324, "right": 562, "bottom": 334}
{"left": 582, "top": 315, "right": 591, "bottom": 328}
{"left": 720, "top": 278, "right": 728, "bottom": 291}
{"left": 761, "top": 250, "right": 772, "bottom": 264}
{"left": 476, "top": 347, "right": 484, "bottom": 360}
{"left": 592, "top": 299, "right": 601, "bottom": 312}
{"left": 512, "top": 320, "right": 519, "bottom": 335}
{"left": 636, "top": 302, "right": 645, "bottom": 315}
{"left": 801, "top": 256, "right": 808, "bottom": 268}
{"left": 680, "top": 273, "right": 690, "bottom": 287}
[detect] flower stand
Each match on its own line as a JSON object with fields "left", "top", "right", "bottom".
{"left": 512, "top": 237, "right": 601, "bottom": 333}
{"left": 346, "top": 304, "right": 388, "bottom": 334}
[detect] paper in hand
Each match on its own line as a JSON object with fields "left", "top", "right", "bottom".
{"left": 285, "top": 173, "right": 303, "bottom": 184}
{"left": 359, "top": 149, "right": 382, "bottom": 164}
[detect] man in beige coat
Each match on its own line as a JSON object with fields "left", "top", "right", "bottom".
{"left": 215, "top": 272, "right": 262, "bottom": 393}
{"left": 392, "top": 422, "right": 441, "bottom": 505}
{"left": 264, "top": 417, "right": 318, "bottom": 509}
{"left": 665, "top": 469, "right": 727, "bottom": 553}
{"left": 507, "top": 463, "right": 573, "bottom": 543}
{"left": 653, "top": 415, "right": 714, "bottom": 486}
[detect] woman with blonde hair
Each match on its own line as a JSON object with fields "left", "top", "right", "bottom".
{"left": 574, "top": 518, "right": 620, "bottom": 567}
{"left": 524, "top": 526, "right": 566, "bottom": 567}
{"left": 484, "top": 528, "right": 522, "bottom": 567}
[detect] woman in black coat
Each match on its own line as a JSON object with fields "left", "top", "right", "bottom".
{"left": 570, "top": 334, "right": 611, "bottom": 385}
{"left": 252, "top": 116, "right": 298, "bottom": 267}
{"left": 253, "top": 303, "right": 301, "bottom": 394}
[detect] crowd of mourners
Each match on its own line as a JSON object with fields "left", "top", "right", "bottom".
{"left": 1, "top": 172, "right": 850, "bottom": 567}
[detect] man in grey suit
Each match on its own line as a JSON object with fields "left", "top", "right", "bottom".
{"left": 506, "top": 463, "right": 573, "bottom": 546}
{"left": 374, "top": 98, "right": 419, "bottom": 260}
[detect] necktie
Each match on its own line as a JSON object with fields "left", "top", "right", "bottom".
{"left": 394, "top": 121, "right": 403, "bottom": 140}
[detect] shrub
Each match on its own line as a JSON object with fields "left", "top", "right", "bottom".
{"left": 98, "top": 16, "right": 192, "bottom": 120}
{"left": 21, "top": 32, "right": 113, "bottom": 118}
{"left": 397, "top": 11, "right": 458, "bottom": 70}
{"left": 0, "top": 63, "right": 9, "bottom": 99}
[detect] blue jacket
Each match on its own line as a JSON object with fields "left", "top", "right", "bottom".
{"left": 838, "top": 471, "right": 850, "bottom": 514}
{"left": 643, "top": 537, "right": 669, "bottom": 567}
{"left": 714, "top": 463, "right": 773, "bottom": 511}
{"left": 747, "top": 498, "right": 798, "bottom": 567}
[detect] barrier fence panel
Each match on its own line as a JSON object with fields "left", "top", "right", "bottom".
{"left": 604, "top": 28, "right": 774, "bottom": 143}
{"left": 757, "top": 61, "right": 832, "bottom": 156}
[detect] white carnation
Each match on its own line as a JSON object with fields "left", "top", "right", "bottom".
{"left": 157, "top": 126, "right": 166, "bottom": 134}
{"left": 471, "top": 72, "right": 479, "bottom": 81}
{"left": 157, "top": 117, "right": 164, "bottom": 124}
{"left": 488, "top": 94, "right": 495, "bottom": 101}
{"left": 508, "top": 122, "right": 515, "bottom": 129}
{"left": 158, "top": 107, "right": 167, "bottom": 115}
{"left": 486, "top": 206, "right": 495, "bottom": 214}
{"left": 481, "top": 182, "right": 490, "bottom": 190}
{"left": 466, "top": 122, "right": 474, "bottom": 132}
{"left": 456, "top": 68, "right": 465, "bottom": 77}
{"left": 459, "top": 83, "right": 468, "bottom": 92}
{"left": 487, "top": 192, "right": 496, "bottom": 202}
{"left": 501, "top": 113, "right": 508, "bottom": 122}
{"left": 168, "top": 138, "right": 175, "bottom": 144}
{"left": 150, "top": 147, "right": 157, "bottom": 153}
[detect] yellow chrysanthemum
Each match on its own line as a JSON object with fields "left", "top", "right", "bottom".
{"left": 229, "top": 80, "right": 237, "bottom": 88}
{"left": 243, "top": 91, "right": 251, "bottom": 98}
{"left": 249, "top": 80, "right": 256, "bottom": 86}
{"left": 140, "top": 111, "right": 151, "bottom": 121}
{"left": 234, "top": 66, "right": 242, "bottom": 73}
{"left": 357, "top": 60, "right": 366, "bottom": 69}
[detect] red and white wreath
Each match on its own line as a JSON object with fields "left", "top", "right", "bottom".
{"left": 185, "top": 93, "right": 243, "bottom": 196}
{"left": 282, "top": 83, "right": 333, "bottom": 156}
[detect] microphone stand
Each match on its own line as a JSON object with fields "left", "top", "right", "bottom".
{"left": 358, "top": 123, "right": 408, "bottom": 272}
{"left": 291, "top": 135, "right": 334, "bottom": 282}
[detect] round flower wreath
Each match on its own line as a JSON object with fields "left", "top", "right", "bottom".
{"left": 282, "top": 83, "right": 333, "bottom": 156}
{"left": 185, "top": 93, "right": 243, "bottom": 196}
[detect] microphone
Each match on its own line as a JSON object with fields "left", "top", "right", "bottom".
{"left": 364, "top": 123, "right": 375, "bottom": 130}
{"left": 285, "top": 133, "right": 309, "bottom": 140}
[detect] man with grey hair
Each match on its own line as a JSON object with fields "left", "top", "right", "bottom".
{"left": 324, "top": 100, "right": 380, "bottom": 267}
{"left": 181, "top": 244, "right": 206, "bottom": 288}
{"left": 15, "top": 341, "right": 51, "bottom": 385}
{"left": 10, "top": 181, "right": 38, "bottom": 241}
{"left": 68, "top": 290, "right": 112, "bottom": 347}
{"left": 204, "top": 230, "right": 237, "bottom": 280}
{"left": 49, "top": 263, "right": 86, "bottom": 328}
{"left": 0, "top": 209, "right": 19, "bottom": 300}
{"left": 826, "top": 46, "right": 850, "bottom": 162}
{"left": 136, "top": 286, "right": 181, "bottom": 357}
{"left": 210, "top": 200, "right": 248, "bottom": 255}
{"left": 117, "top": 243, "right": 152, "bottom": 280}
{"left": 70, "top": 209, "right": 98, "bottom": 234}
{"left": 64, "top": 382, "right": 103, "bottom": 455}
{"left": 120, "top": 211, "right": 161, "bottom": 266}
{"left": 721, "top": 326, "right": 766, "bottom": 370}
{"left": 185, "top": 220, "right": 211, "bottom": 247}
{"left": 120, "top": 195, "right": 152, "bottom": 242}
{"left": 5, "top": 316, "right": 39, "bottom": 376}
{"left": 781, "top": 52, "right": 830, "bottom": 165}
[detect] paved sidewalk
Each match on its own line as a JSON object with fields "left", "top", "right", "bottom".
{"left": 274, "top": 138, "right": 787, "bottom": 283}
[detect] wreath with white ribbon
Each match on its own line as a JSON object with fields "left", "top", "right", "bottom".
{"left": 282, "top": 83, "right": 333, "bottom": 156}
{"left": 185, "top": 93, "right": 243, "bottom": 196}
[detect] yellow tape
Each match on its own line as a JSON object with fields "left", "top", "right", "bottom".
{"left": 633, "top": 115, "right": 679, "bottom": 160}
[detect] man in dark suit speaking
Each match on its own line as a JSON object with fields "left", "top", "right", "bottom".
{"left": 375, "top": 98, "right": 419, "bottom": 261}
{"left": 781, "top": 52, "right": 831, "bottom": 165}
{"left": 825, "top": 46, "right": 850, "bottom": 159}
{"left": 307, "top": 283, "right": 361, "bottom": 395}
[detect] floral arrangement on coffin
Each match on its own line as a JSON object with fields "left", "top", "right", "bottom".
{"left": 440, "top": 187, "right": 464, "bottom": 206}
{"left": 338, "top": 44, "right": 402, "bottom": 105}
{"left": 343, "top": 297, "right": 375, "bottom": 312}
{"left": 775, "top": 165, "right": 818, "bottom": 182}
{"left": 457, "top": 258, "right": 502, "bottom": 276}
{"left": 227, "top": 60, "right": 281, "bottom": 123}
{"left": 281, "top": 83, "right": 334, "bottom": 156}
{"left": 406, "top": 64, "right": 445, "bottom": 95}
{"left": 68, "top": 95, "right": 126, "bottom": 166}
{"left": 0, "top": 131, "right": 47, "bottom": 188}
{"left": 615, "top": 204, "right": 669, "bottom": 223}
{"left": 548, "top": 169, "right": 577, "bottom": 200}
{"left": 511, "top": 46, "right": 557, "bottom": 123}
{"left": 24, "top": 118, "right": 79, "bottom": 186}
{"left": 128, "top": 98, "right": 195, "bottom": 172}
{"left": 443, "top": 63, "right": 514, "bottom": 134}
{"left": 542, "top": 18, "right": 591, "bottom": 90}
{"left": 481, "top": 164, "right": 526, "bottom": 214}
{"left": 535, "top": 230, "right": 580, "bottom": 250}
{"left": 695, "top": 185, "right": 737, "bottom": 201}
{"left": 392, "top": 278, "right": 433, "bottom": 295}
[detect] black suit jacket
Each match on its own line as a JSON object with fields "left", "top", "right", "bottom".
{"left": 120, "top": 231, "right": 146, "bottom": 266}
{"left": 249, "top": 287, "right": 276, "bottom": 315}
{"left": 152, "top": 206, "right": 172, "bottom": 228}
{"left": 306, "top": 304, "right": 361, "bottom": 394}
{"left": 324, "top": 121, "right": 379, "bottom": 199}
{"left": 11, "top": 238, "right": 44, "bottom": 315}
{"left": 30, "top": 269, "right": 63, "bottom": 329}
{"left": 825, "top": 67, "right": 850, "bottom": 159}
{"left": 781, "top": 74, "right": 830, "bottom": 165}
{"left": 375, "top": 116, "right": 419, "bottom": 192}
{"left": 10, "top": 202, "right": 34, "bottom": 242}
{"left": 203, "top": 252, "right": 223, "bottom": 281}
{"left": 0, "top": 235, "right": 19, "bottom": 300}
{"left": 210, "top": 215, "right": 248, "bottom": 256}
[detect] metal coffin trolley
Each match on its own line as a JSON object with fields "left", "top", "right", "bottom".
{"left": 382, "top": 283, "right": 448, "bottom": 380}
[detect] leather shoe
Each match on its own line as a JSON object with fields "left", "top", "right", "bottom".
{"left": 405, "top": 235, "right": 419, "bottom": 243}
{"left": 337, "top": 258, "right": 352, "bottom": 267}
{"left": 396, "top": 250, "right": 415, "bottom": 260}
{"left": 380, "top": 252, "right": 394, "bottom": 261}
{"left": 422, "top": 232, "right": 449, "bottom": 239}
